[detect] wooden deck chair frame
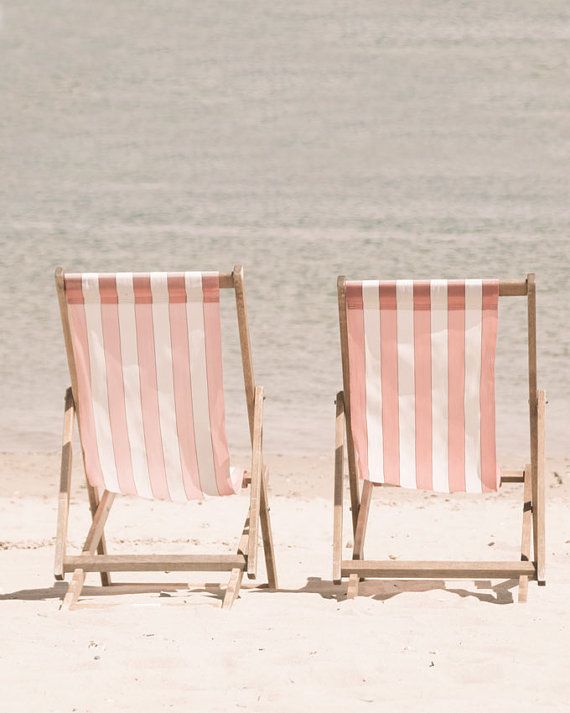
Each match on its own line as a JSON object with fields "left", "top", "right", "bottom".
{"left": 54, "top": 265, "right": 277, "bottom": 610}
{"left": 333, "top": 274, "right": 545, "bottom": 603}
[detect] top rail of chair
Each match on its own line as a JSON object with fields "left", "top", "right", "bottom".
{"left": 56, "top": 267, "right": 239, "bottom": 290}
{"left": 338, "top": 276, "right": 530, "bottom": 297}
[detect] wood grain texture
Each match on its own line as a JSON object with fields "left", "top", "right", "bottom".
{"left": 341, "top": 560, "right": 535, "bottom": 578}
{"left": 64, "top": 554, "right": 247, "bottom": 573}
{"left": 54, "top": 387, "right": 74, "bottom": 580}
{"left": 518, "top": 464, "right": 533, "bottom": 603}
{"left": 247, "top": 385, "right": 264, "bottom": 578}
{"left": 333, "top": 392, "right": 345, "bottom": 584}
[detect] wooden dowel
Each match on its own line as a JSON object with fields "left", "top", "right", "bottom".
{"left": 498, "top": 280, "right": 528, "bottom": 296}
{"left": 218, "top": 273, "right": 235, "bottom": 288}
{"left": 500, "top": 474, "right": 525, "bottom": 484}
{"left": 64, "top": 554, "right": 247, "bottom": 573}
{"left": 341, "top": 560, "right": 535, "bottom": 579}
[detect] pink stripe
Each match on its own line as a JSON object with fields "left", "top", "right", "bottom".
{"left": 202, "top": 274, "right": 233, "bottom": 496}
{"left": 167, "top": 275, "right": 203, "bottom": 499}
{"left": 447, "top": 281, "right": 466, "bottom": 492}
{"left": 65, "top": 275, "right": 105, "bottom": 488}
{"left": 480, "top": 280, "right": 499, "bottom": 492}
{"left": 98, "top": 276, "right": 137, "bottom": 496}
{"left": 133, "top": 275, "right": 170, "bottom": 501}
{"left": 64, "top": 276, "right": 105, "bottom": 490}
{"left": 345, "top": 283, "right": 369, "bottom": 480}
{"left": 379, "top": 282, "right": 400, "bottom": 486}
{"left": 413, "top": 282, "right": 433, "bottom": 490}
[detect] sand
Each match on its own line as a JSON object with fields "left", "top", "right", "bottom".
{"left": 1, "top": 451, "right": 570, "bottom": 713}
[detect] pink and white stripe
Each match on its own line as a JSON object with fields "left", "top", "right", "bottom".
{"left": 64, "top": 271, "right": 242, "bottom": 502}
{"left": 345, "top": 279, "right": 499, "bottom": 493}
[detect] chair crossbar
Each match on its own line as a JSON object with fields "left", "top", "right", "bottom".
{"left": 63, "top": 554, "right": 247, "bottom": 573}
{"left": 341, "top": 560, "right": 535, "bottom": 579}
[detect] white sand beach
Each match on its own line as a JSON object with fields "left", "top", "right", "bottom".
{"left": 2, "top": 451, "right": 570, "bottom": 712}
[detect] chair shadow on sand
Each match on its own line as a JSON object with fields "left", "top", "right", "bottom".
{"left": 268, "top": 576, "right": 519, "bottom": 605}
{"left": 0, "top": 576, "right": 519, "bottom": 606}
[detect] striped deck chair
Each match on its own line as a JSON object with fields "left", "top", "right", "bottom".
{"left": 54, "top": 265, "right": 277, "bottom": 609}
{"left": 333, "top": 274, "right": 545, "bottom": 603}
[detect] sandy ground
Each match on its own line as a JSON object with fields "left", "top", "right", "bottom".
{"left": 1, "top": 451, "right": 570, "bottom": 713}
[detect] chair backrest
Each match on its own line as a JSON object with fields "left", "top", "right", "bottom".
{"left": 341, "top": 279, "right": 500, "bottom": 493}
{"left": 58, "top": 270, "right": 246, "bottom": 501}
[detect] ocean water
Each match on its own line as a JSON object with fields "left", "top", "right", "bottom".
{"left": 0, "top": 1, "right": 568, "bottom": 456}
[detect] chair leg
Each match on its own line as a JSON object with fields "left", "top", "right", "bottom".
{"left": 246, "top": 386, "right": 264, "bottom": 579}
{"left": 353, "top": 480, "right": 373, "bottom": 561}
{"left": 333, "top": 392, "right": 345, "bottom": 584}
{"left": 61, "top": 491, "right": 115, "bottom": 611}
{"left": 346, "top": 481, "right": 373, "bottom": 598}
{"left": 222, "top": 568, "right": 244, "bottom": 609}
{"left": 55, "top": 388, "right": 74, "bottom": 581}
{"left": 535, "top": 390, "right": 546, "bottom": 585}
{"left": 347, "top": 573, "right": 360, "bottom": 599}
{"left": 86, "top": 482, "right": 112, "bottom": 587}
{"left": 237, "top": 513, "right": 250, "bottom": 557}
{"left": 518, "top": 464, "right": 533, "bottom": 604}
{"left": 259, "top": 466, "right": 278, "bottom": 590}
{"left": 61, "top": 569, "right": 86, "bottom": 611}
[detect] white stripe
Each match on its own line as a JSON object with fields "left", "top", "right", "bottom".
{"left": 430, "top": 280, "right": 449, "bottom": 493}
{"left": 396, "top": 280, "right": 416, "bottom": 489}
{"left": 362, "top": 280, "right": 383, "bottom": 483}
{"left": 464, "top": 279, "right": 483, "bottom": 493}
{"left": 185, "top": 272, "right": 218, "bottom": 495}
{"left": 150, "top": 273, "right": 188, "bottom": 502}
{"left": 116, "top": 274, "right": 154, "bottom": 499}
{"left": 81, "top": 274, "right": 121, "bottom": 493}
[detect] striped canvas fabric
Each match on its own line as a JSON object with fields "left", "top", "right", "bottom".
{"left": 345, "top": 279, "right": 500, "bottom": 493}
{"left": 64, "top": 272, "right": 242, "bottom": 502}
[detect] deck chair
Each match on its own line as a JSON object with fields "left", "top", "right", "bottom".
{"left": 54, "top": 265, "right": 277, "bottom": 609}
{"left": 333, "top": 274, "right": 545, "bottom": 603}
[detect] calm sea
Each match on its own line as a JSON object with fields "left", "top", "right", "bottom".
{"left": 0, "top": 2, "right": 568, "bottom": 456}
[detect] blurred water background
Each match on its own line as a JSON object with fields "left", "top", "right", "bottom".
{"left": 0, "top": 1, "right": 568, "bottom": 457}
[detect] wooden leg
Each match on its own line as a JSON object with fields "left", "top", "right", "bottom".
{"left": 86, "top": 483, "right": 112, "bottom": 587}
{"left": 62, "top": 491, "right": 116, "bottom": 610}
{"left": 353, "top": 481, "right": 373, "bottom": 561}
{"left": 237, "top": 512, "right": 250, "bottom": 557}
{"left": 347, "top": 432, "right": 360, "bottom": 535}
{"left": 259, "top": 466, "right": 278, "bottom": 589}
{"left": 352, "top": 480, "right": 373, "bottom": 587}
{"left": 55, "top": 388, "right": 74, "bottom": 581}
{"left": 246, "top": 386, "right": 264, "bottom": 578}
{"left": 222, "top": 568, "right": 244, "bottom": 609}
{"left": 535, "top": 390, "right": 546, "bottom": 585}
{"left": 345, "top": 481, "right": 373, "bottom": 599}
{"left": 61, "top": 569, "right": 86, "bottom": 611}
{"left": 333, "top": 393, "right": 345, "bottom": 584}
{"left": 518, "top": 464, "right": 532, "bottom": 603}
{"left": 347, "top": 573, "right": 360, "bottom": 599}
